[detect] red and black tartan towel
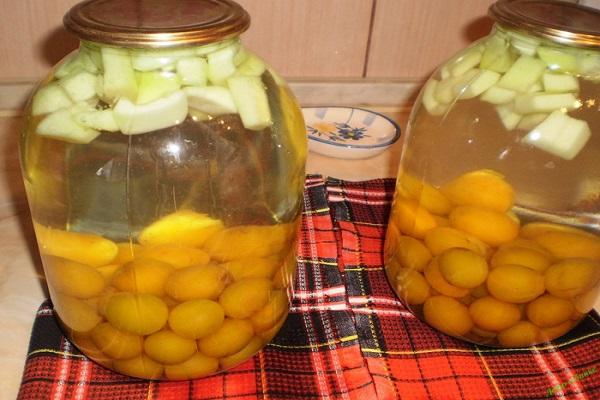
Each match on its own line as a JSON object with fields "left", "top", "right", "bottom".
{"left": 18, "top": 176, "right": 600, "bottom": 400}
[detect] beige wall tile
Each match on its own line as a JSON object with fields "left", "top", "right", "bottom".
{"left": 366, "top": 0, "right": 495, "bottom": 79}
{"left": 0, "top": 0, "right": 373, "bottom": 81}
{"left": 235, "top": 0, "right": 374, "bottom": 78}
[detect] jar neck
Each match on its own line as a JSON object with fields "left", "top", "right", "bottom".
{"left": 79, "top": 36, "right": 241, "bottom": 53}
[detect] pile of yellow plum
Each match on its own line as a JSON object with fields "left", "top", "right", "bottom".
{"left": 35, "top": 210, "right": 298, "bottom": 379}
{"left": 385, "top": 170, "right": 600, "bottom": 347}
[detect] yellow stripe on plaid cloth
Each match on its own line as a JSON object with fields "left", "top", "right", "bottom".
{"left": 302, "top": 207, "right": 330, "bottom": 215}
{"left": 296, "top": 257, "right": 338, "bottom": 266}
{"left": 268, "top": 335, "right": 359, "bottom": 350}
{"left": 475, "top": 346, "right": 505, "bottom": 400}
{"left": 28, "top": 348, "right": 87, "bottom": 358}
{"left": 359, "top": 329, "right": 600, "bottom": 355}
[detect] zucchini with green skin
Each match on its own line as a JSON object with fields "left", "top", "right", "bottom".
{"left": 136, "top": 71, "right": 182, "bottom": 104}
{"left": 101, "top": 47, "right": 138, "bottom": 102}
{"left": 537, "top": 47, "right": 577, "bottom": 73}
{"left": 497, "top": 55, "right": 546, "bottom": 92}
{"left": 131, "top": 48, "right": 195, "bottom": 72}
{"left": 73, "top": 108, "right": 119, "bottom": 132}
{"left": 55, "top": 50, "right": 99, "bottom": 79}
{"left": 177, "top": 57, "right": 208, "bottom": 86}
{"left": 227, "top": 76, "right": 272, "bottom": 130}
{"left": 421, "top": 79, "right": 448, "bottom": 116}
{"left": 37, "top": 106, "right": 101, "bottom": 144}
{"left": 58, "top": 70, "right": 98, "bottom": 102}
{"left": 113, "top": 90, "right": 188, "bottom": 135}
{"left": 455, "top": 70, "right": 501, "bottom": 99}
{"left": 480, "top": 36, "right": 515, "bottom": 73}
{"left": 31, "top": 84, "right": 73, "bottom": 116}
{"left": 207, "top": 43, "right": 239, "bottom": 85}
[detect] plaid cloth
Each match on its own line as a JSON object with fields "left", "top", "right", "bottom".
{"left": 17, "top": 176, "right": 600, "bottom": 400}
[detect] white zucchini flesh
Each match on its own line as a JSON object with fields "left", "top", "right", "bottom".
{"left": 136, "top": 71, "right": 182, "bottom": 104}
{"left": 522, "top": 110, "right": 591, "bottom": 160}
{"left": 184, "top": 86, "right": 238, "bottom": 116}
{"left": 31, "top": 84, "right": 73, "bottom": 116}
{"left": 421, "top": 79, "right": 448, "bottom": 116}
{"left": 496, "top": 104, "right": 522, "bottom": 130}
{"left": 113, "top": 90, "right": 188, "bottom": 135}
{"left": 542, "top": 73, "right": 579, "bottom": 93}
{"left": 513, "top": 92, "right": 580, "bottom": 114}
{"left": 177, "top": 57, "right": 208, "bottom": 86}
{"left": 497, "top": 55, "right": 546, "bottom": 92}
{"left": 58, "top": 70, "right": 98, "bottom": 102}
{"left": 37, "top": 107, "right": 101, "bottom": 144}
{"left": 73, "top": 108, "right": 119, "bottom": 132}
{"left": 455, "top": 70, "right": 501, "bottom": 99}
{"left": 207, "top": 44, "right": 239, "bottom": 85}
{"left": 102, "top": 47, "right": 138, "bottom": 102}
{"left": 480, "top": 85, "right": 517, "bottom": 105}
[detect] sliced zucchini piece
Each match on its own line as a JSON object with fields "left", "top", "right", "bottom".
{"left": 101, "top": 47, "right": 138, "bottom": 102}
{"left": 516, "top": 113, "right": 548, "bottom": 131}
{"left": 235, "top": 54, "right": 266, "bottom": 77}
{"left": 58, "top": 70, "right": 98, "bottom": 102}
{"left": 522, "top": 110, "right": 591, "bottom": 160}
{"left": 508, "top": 31, "right": 540, "bottom": 56}
{"left": 227, "top": 76, "right": 272, "bottom": 130}
{"left": 176, "top": 57, "right": 208, "bottom": 86}
{"left": 455, "top": 69, "right": 501, "bottom": 99}
{"left": 55, "top": 51, "right": 99, "bottom": 79}
{"left": 37, "top": 107, "right": 101, "bottom": 144}
{"left": 450, "top": 50, "right": 482, "bottom": 77}
{"left": 113, "top": 90, "right": 188, "bottom": 135}
{"left": 136, "top": 71, "right": 181, "bottom": 104}
{"left": 436, "top": 70, "right": 478, "bottom": 104}
{"left": 537, "top": 47, "right": 577, "bottom": 72}
{"left": 421, "top": 79, "right": 448, "bottom": 116}
{"left": 542, "top": 73, "right": 579, "bottom": 93}
{"left": 497, "top": 55, "right": 546, "bottom": 92}
{"left": 440, "top": 65, "right": 450, "bottom": 79}
{"left": 480, "top": 36, "right": 515, "bottom": 73}
{"left": 513, "top": 92, "right": 579, "bottom": 114}
{"left": 496, "top": 104, "right": 522, "bottom": 130}
{"left": 184, "top": 86, "right": 237, "bottom": 115}
{"left": 131, "top": 48, "right": 195, "bottom": 72}
{"left": 527, "top": 81, "right": 544, "bottom": 93}
{"left": 207, "top": 43, "right": 239, "bottom": 85}
{"left": 480, "top": 85, "right": 517, "bottom": 104}
{"left": 196, "top": 39, "right": 236, "bottom": 56}
{"left": 576, "top": 51, "right": 600, "bottom": 79}
{"left": 73, "top": 108, "right": 119, "bottom": 132}
{"left": 31, "top": 84, "right": 73, "bottom": 116}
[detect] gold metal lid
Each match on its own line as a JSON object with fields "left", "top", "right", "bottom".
{"left": 64, "top": 0, "right": 250, "bottom": 48}
{"left": 489, "top": 0, "right": 600, "bottom": 48}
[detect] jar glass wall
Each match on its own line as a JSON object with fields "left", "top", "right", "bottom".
{"left": 385, "top": 4, "right": 600, "bottom": 348}
{"left": 20, "top": 0, "right": 306, "bottom": 380}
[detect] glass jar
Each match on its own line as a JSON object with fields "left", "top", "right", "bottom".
{"left": 20, "top": 0, "right": 306, "bottom": 379}
{"left": 385, "top": 0, "right": 600, "bottom": 347}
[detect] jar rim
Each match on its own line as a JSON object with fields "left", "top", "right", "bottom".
{"left": 63, "top": 0, "right": 250, "bottom": 48}
{"left": 489, "top": 0, "right": 600, "bottom": 48}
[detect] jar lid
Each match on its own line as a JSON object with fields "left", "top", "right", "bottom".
{"left": 489, "top": 0, "right": 600, "bottom": 48}
{"left": 64, "top": 0, "right": 250, "bottom": 48}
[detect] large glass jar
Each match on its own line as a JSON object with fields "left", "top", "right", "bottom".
{"left": 385, "top": 0, "right": 600, "bottom": 348}
{"left": 20, "top": 0, "right": 306, "bottom": 379}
